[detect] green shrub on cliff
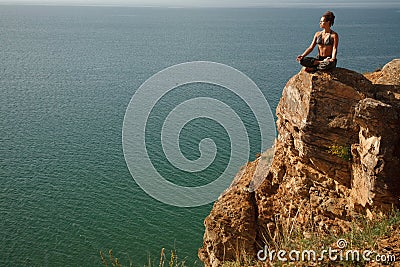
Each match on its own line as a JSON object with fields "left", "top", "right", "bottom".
{"left": 327, "top": 144, "right": 352, "bottom": 161}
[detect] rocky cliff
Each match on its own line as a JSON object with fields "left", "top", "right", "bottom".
{"left": 199, "top": 59, "right": 400, "bottom": 266}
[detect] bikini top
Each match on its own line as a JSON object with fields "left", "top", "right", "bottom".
{"left": 316, "top": 31, "right": 334, "bottom": 46}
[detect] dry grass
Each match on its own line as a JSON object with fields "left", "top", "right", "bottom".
{"left": 100, "top": 248, "right": 187, "bottom": 267}
{"left": 222, "top": 208, "right": 400, "bottom": 267}
{"left": 100, "top": 210, "right": 400, "bottom": 267}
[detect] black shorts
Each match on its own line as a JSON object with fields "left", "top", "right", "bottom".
{"left": 300, "top": 55, "right": 337, "bottom": 71}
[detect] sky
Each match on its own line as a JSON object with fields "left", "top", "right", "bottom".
{"left": 0, "top": 0, "right": 399, "bottom": 8}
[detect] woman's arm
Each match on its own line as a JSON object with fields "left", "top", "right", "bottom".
{"left": 297, "top": 32, "right": 318, "bottom": 61}
{"left": 330, "top": 33, "right": 339, "bottom": 61}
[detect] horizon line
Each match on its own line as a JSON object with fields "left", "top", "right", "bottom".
{"left": 0, "top": 2, "right": 400, "bottom": 8}
{"left": 0, "top": 0, "right": 400, "bottom": 8}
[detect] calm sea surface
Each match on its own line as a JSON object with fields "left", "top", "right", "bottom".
{"left": 1, "top": 5, "right": 399, "bottom": 266}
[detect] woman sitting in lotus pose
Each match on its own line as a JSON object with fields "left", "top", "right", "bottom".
{"left": 296, "top": 11, "right": 339, "bottom": 72}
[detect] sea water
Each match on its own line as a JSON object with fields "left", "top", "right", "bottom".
{"left": 1, "top": 5, "right": 399, "bottom": 266}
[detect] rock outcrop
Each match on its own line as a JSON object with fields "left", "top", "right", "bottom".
{"left": 199, "top": 59, "right": 400, "bottom": 266}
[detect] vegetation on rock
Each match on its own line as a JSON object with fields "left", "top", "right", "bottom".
{"left": 327, "top": 144, "right": 352, "bottom": 161}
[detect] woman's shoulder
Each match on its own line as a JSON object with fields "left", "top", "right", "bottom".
{"left": 314, "top": 31, "right": 322, "bottom": 37}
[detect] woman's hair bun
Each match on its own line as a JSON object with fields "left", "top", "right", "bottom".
{"left": 323, "top": 11, "right": 335, "bottom": 26}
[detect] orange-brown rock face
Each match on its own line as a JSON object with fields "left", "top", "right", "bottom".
{"left": 198, "top": 159, "right": 259, "bottom": 267}
{"left": 352, "top": 59, "right": 400, "bottom": 210}
{"left": 199, "top": 59, "right": 400, "bottom": 266}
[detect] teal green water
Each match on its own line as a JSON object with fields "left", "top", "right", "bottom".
{"left": 1, "top": 6, "right": 399, "bottom": 266}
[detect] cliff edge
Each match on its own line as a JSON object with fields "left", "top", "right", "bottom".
{"left": 199, "top": 59, "right": 400, "bottom": 267}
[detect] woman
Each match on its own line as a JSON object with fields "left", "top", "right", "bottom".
{"left": 296, "top": 11, "right": 339, "bottom": 72}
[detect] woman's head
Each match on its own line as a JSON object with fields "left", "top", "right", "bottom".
{"left": 321, "top": 11, "right": 335, "bottom": 26}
